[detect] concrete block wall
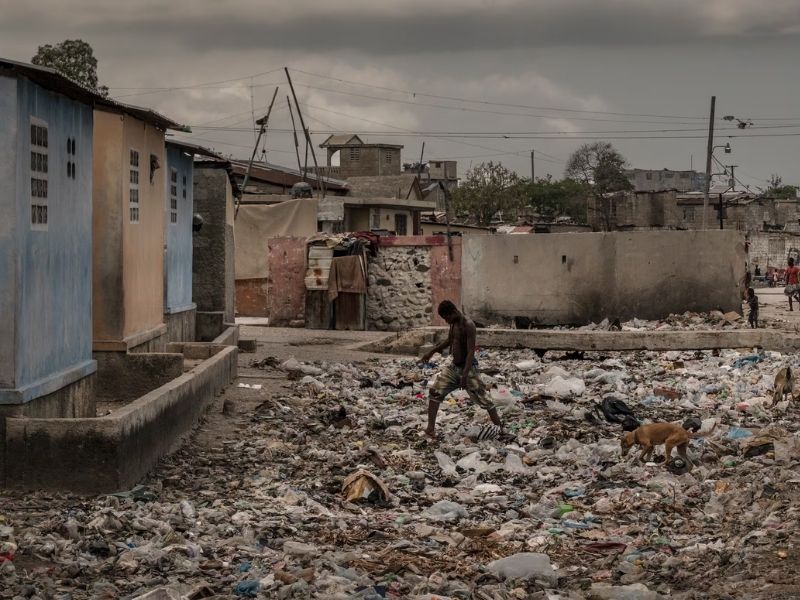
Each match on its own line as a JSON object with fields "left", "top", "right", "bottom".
{"left": 748, "top": 232, "right": 800, "bottom": 271}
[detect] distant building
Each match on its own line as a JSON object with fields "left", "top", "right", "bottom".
{"left": 0, "top": 59, "right": 100, "bottom": 430}
{"left": 404, "top": 160, "right": 458, "bottom": 211}
{"left": 624, "top": 168, "right": 707, "bottom": 193}
{"left": 319, "top": 134, "right": 403, "bottom": 178}
{"left": 230, "top": 159, "right": 349, "bottom": 196}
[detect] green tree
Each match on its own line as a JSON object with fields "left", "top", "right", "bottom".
{"left": 522, "top": 175, "right": 589, "bottom": 223}
{"left": 32, "top": 39, "right": 109, "bottom": 96}
{"left": 766, "top": 174, "right": 798, "bottom": 199}
{"left": 565, "top": 141, "right": 632, "bottom": 230}
{"left": 451, "top": 161, "right": 524, "bottom": 226}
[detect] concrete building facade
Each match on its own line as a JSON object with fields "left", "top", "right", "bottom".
{"left": 92, "top": 105, "right": 179, "bottom": 354}
{"left": 163, "top": 142, "right": 196, "bottom": 342}
{"left": 320, "top": 134, "right": 403, "bottom": 178}
{"left": 624, "top": 168, "right": 707, "bottom": 193}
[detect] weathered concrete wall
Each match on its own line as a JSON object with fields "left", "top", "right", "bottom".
{"left": 268, "top": 237, "right": 307, "bottom": 326}
{"left": 462, "top": 231, "right": 746, "bottom": 325}
{"left": 165, "top": 307, "right": 196, "bottom": 343}
{"left": 0, "top": 374, "right": 96, "bottom": 486}
{"left": 164, "top": 144, "right": 194, "bottom": 314}
{"left": 193, "top": 166, "right": 235, "bottom": 323}
{"left": 430, "top": 239, "right": 462, "bottom": 327}
{"left": 4, "top": 346, "right": 237, "bottom": 492}
{"left": 93, "top": 351, "right": 183, "bottom": 402}
{"left": 0, "top": 77, "right": 95, "bottom": 403}
{"left": 748, "top": 232, "right": 800, "bottom": 271}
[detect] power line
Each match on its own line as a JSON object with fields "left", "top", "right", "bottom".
{"left": 109, "top": 69, "right": 284, "bottom": 99}
{"left": 288, "top": 67, "right": 707, "bottom": 121}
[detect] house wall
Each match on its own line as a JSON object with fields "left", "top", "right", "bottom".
{"left": 0, "top": 76, "right": 17, "bottom": 390}
{"left": 92, "top": 110, "right": 125, "bottom": 344}
{"left": 748, "top": 232, "right": 800, "bottom": 271}
{"left": 164, "top": 144, "right": 194, "bottom": 314}
{"left": 193, "top": 167, "right": 235, "bottom": 323}
{"left": 327, "top": 146, "right": 402, "bottom": 177}
{"left": 345, "top": 206, "right": 370, "bottom": 232}
{"left": 462, "top": 231, "right": 745, "bottom": 325}
{"left": 121, "top": 116, "right": 166, "bottom": 340}
{"left": 1, "top": 76, "right": 95, "bottom": 402}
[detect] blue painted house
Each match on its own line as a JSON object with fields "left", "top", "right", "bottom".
{"left": 164, "top": 141, "right": 196, "bottom": 341}
{"left": 0, "top": 59, "right": 102, "bottom": 420}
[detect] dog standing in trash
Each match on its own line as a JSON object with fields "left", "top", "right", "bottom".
{"left": 620, "top": 422, "right": 715, "bottom": 470}
{"left": 772, "top": 367, "right": 794, "bottom": 406}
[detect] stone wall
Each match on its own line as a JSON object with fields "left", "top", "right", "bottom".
{"left": 367, "top": 246, "right": 433, "bottom": 331}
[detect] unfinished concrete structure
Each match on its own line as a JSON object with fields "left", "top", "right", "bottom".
{"left": 194, "top": 160, "right": 239, "bottom": 340}
{"left": 624, "top": 168, "right": 706, "bottom": 193}
{"left": 320, "top": 134, "right": 403, "bottom": 178}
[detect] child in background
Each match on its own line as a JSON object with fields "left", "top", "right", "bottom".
{"left": 747, "top": 287, "right": 759, "bottom": 329}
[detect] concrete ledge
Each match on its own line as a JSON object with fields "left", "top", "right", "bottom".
{"left": 166, "top": 342, "right": 230, "bottom": 360}
{"left": 93, "top": 324, "right": 168, "bottom": 352}
{"left": 213, "top": 324, "right": 239, "bottom": 346}
{"left": 4, "top": 345, "right": 237, "bottom": 493}
{"left": 420, "top": 327, "right": 800, "bottom": 352}
{"left": 0, "top": 359, "right": 97, "bottom": 405}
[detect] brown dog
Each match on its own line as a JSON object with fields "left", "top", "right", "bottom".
{"left": 772, "top": 367, "right": 793, "bottom": 406}
{"left": 621, "top": 422, "right": 713, "bottom": 469}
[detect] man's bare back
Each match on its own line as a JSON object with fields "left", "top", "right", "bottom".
{"left": 449, "top": 317, "right": 476, "bottom": 367}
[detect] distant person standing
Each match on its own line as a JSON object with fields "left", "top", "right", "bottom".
{"left": 747, "top": 288, "right": 759, "bottom": 329}
{"left": 785, "top": 258, "right": 800, "bottom": 311}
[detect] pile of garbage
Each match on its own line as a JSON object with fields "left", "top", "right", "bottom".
{"left": 2, "top": 347, "right": 800, "bottom": 599}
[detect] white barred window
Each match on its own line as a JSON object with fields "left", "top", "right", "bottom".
{"left": 30, "top": 118, "right": 49, "bottom": 229}
{"left": 130, "top": 149, "right": 140, "bottom": 223}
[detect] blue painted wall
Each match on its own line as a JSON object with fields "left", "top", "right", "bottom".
{"left": 4, "top": 76, "right": 94, "bottom": 397}
{"left": 0, "top": 76, "right": 18, "bottom": 389}
{"left": 164, "top": 144, "right": 194, "bottom": 313}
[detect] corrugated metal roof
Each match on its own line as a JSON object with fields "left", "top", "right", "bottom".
{"left": 229, "top": 160, "right": 350, "bottom": 191}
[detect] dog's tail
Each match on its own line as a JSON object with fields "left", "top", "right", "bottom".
{"left": 688, "top": 422, "right": 717, "bottom": 438}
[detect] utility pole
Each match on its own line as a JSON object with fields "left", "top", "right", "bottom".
{"left": 286, "top": 96, "right": 303, "bottom": 180}
{"left": 236, "top": 86, "right": 279, "bottom": 219}
{"left": 702, "top": 96, "right": 716, "bottom": 230}
{"left": 285, "top": 68, "right": 325, "bottom": 198}
{"left": 530, "top": 150, "right": 535, "bottom": 181}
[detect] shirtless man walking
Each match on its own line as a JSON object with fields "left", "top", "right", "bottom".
{"left": 421, "top": 300, "right": 503, "bottom": 438}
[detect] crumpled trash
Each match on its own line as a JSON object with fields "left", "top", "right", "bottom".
{"left": 544, "top": 376, "right": 586, "bottom": 398}
{"left": 423, "top": 500, "right": 468, "bottom": 522}
{"left": 233, "top": 580, "right": 261, "bottom": 597}
{"left": 486, "top": 552, "right": 558, "bottom": 585}
{"left": 342, "top": 469, "right": 394, "bottom": 504}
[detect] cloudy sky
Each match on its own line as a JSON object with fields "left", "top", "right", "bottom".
{"left": 3, "top": 0, "right": 800, "bottom": 188}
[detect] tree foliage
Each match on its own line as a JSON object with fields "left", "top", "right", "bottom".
{"left": 766, "top": 174, "right": 798, "bottom": 199}
{"left": 451, "top": 161, "right": 524, "bottom": 226}
{"left": 521, "top": 175, "right": 588, "bottom": 223}
{"left": 32, "top": 39, "right": 109, "bottom": 96}
{"left": 565, "top": 142, "right": 632, "bottom": 230}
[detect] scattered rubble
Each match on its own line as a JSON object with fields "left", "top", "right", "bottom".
{"left": 2, "top": 342, "right": 800, "bottom": 598}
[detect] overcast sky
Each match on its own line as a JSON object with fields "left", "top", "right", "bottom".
{"left": 3, "top": 0, "right": 800, "bottom": 188}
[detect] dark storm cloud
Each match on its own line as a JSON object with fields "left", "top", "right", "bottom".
{"left": 4, "top": 1, "right": 800, "bottom": 56}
